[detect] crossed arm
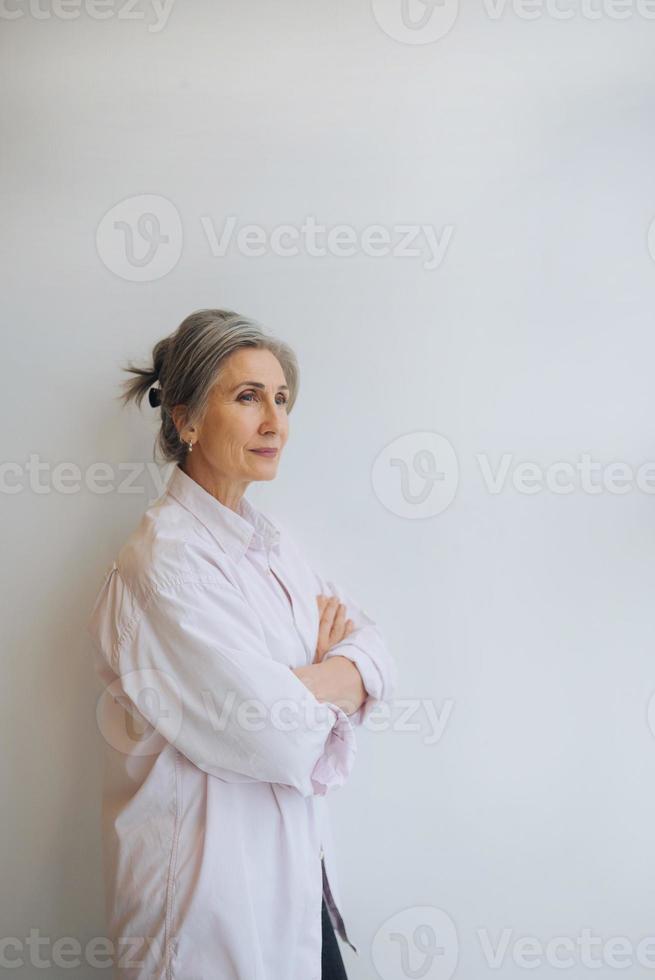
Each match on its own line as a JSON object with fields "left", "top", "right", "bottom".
{"left": 90, "top": 556, "right": 396, "bottom": 797}
{"left": 291, "top": 595, "right": 368, "bottom": 717}
{"left": 287, "top": 554, "right": 398, "bottom": 728}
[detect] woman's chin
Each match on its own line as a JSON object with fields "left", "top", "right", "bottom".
{"left": 249, "top": 458, "right": 279, "bottom": 479}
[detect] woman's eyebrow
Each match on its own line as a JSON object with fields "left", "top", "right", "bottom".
{"left": 231, "top": 381, "right": 290, "bottom": 392}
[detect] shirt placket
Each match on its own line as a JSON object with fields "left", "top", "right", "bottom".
{"left": 253, "top": 537, "right": 359, "bottom": 956}
{"left": 266, "top": 553, "right": 315, "bottom": 665}
{"left": 270, "top": 550, "right": 359, "bottom": 955}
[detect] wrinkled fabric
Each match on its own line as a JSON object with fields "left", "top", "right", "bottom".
{"left": 86, "top": 463, "right": 397, "bottom": 980}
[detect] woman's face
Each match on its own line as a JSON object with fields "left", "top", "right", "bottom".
{"left": 177, "top": 347, "right": 290, "bottom": 501}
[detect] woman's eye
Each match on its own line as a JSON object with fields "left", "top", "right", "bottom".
{"left": 238, "top": 391, "right": 288, "bottom": 405}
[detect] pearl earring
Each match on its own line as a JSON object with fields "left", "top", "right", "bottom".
{"left": 188, "top": 441, "right": 193, "bottom": 453}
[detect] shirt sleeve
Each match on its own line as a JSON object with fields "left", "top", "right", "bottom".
{"left": 88, "top": 567, "right": 357, "bottom": 798}
{"left": 310, "top": 568, "right": 398, "bottom": 727}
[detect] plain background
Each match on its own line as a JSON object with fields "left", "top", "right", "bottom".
{"left": 2, "top": 1, "right": 655, "bottom": 977}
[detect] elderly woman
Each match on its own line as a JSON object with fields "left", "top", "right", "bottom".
{"left": 86, "top": 308, "right": 397, "bottom": 980}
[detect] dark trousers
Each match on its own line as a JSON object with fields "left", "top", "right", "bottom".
{"left": 321, "top": 898, "right": 348, "bottom": 980}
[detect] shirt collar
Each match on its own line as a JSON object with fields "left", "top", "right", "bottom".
{"left": 165, "top": 464, "right": 281, "bottom": 564}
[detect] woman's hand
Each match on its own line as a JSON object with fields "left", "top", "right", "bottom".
{"left": 291, "top": 656, "right": 366, "bottom": 716}
{"left": 314, "top": 595, "right": 355, "bottom": 664}
{"left": 289, "top": 595, "right": 366, "bottom": 716}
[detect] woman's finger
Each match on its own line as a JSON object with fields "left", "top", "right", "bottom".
{"left": 318, "top": 596, "right": 339, "bottom": 645}
{"left": 330, "top": 602, "right": 347, "bottom": 641}
{"left": 315, "top": 598, "right": 339, "bottom": 663}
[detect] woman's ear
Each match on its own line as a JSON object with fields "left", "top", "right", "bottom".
{"left": 171, "top": 404, "right": 191, "bottom": 441}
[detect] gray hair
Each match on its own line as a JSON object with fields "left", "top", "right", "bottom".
{"left": 119, "top": 308, "right": 300, "bottom": 466}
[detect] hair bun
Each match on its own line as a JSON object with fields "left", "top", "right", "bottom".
{"left": 148, "top": 386, "right": 162, "bottom": 408}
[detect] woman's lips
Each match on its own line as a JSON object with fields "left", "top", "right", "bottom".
{"left": 250, "top": 449, "right": 278, "bottom": 456}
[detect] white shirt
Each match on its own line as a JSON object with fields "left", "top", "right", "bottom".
{"left": 86, "top": 463, "right": 397, "bottom": 980}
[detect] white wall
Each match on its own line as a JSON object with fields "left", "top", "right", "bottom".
{"left": 2, "top": 1, "right": 655, "bottom": 977}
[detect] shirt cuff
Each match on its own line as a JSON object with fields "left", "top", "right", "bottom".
{"left": 322, "top": 643, "right": 385, "bottom": 724}
{"left": 310, "top": 703, "right": 357, "bottom": 796}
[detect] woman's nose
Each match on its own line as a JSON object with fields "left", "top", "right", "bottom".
{"left": 260, "top": 397, "right": 282, "bottom": 431}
